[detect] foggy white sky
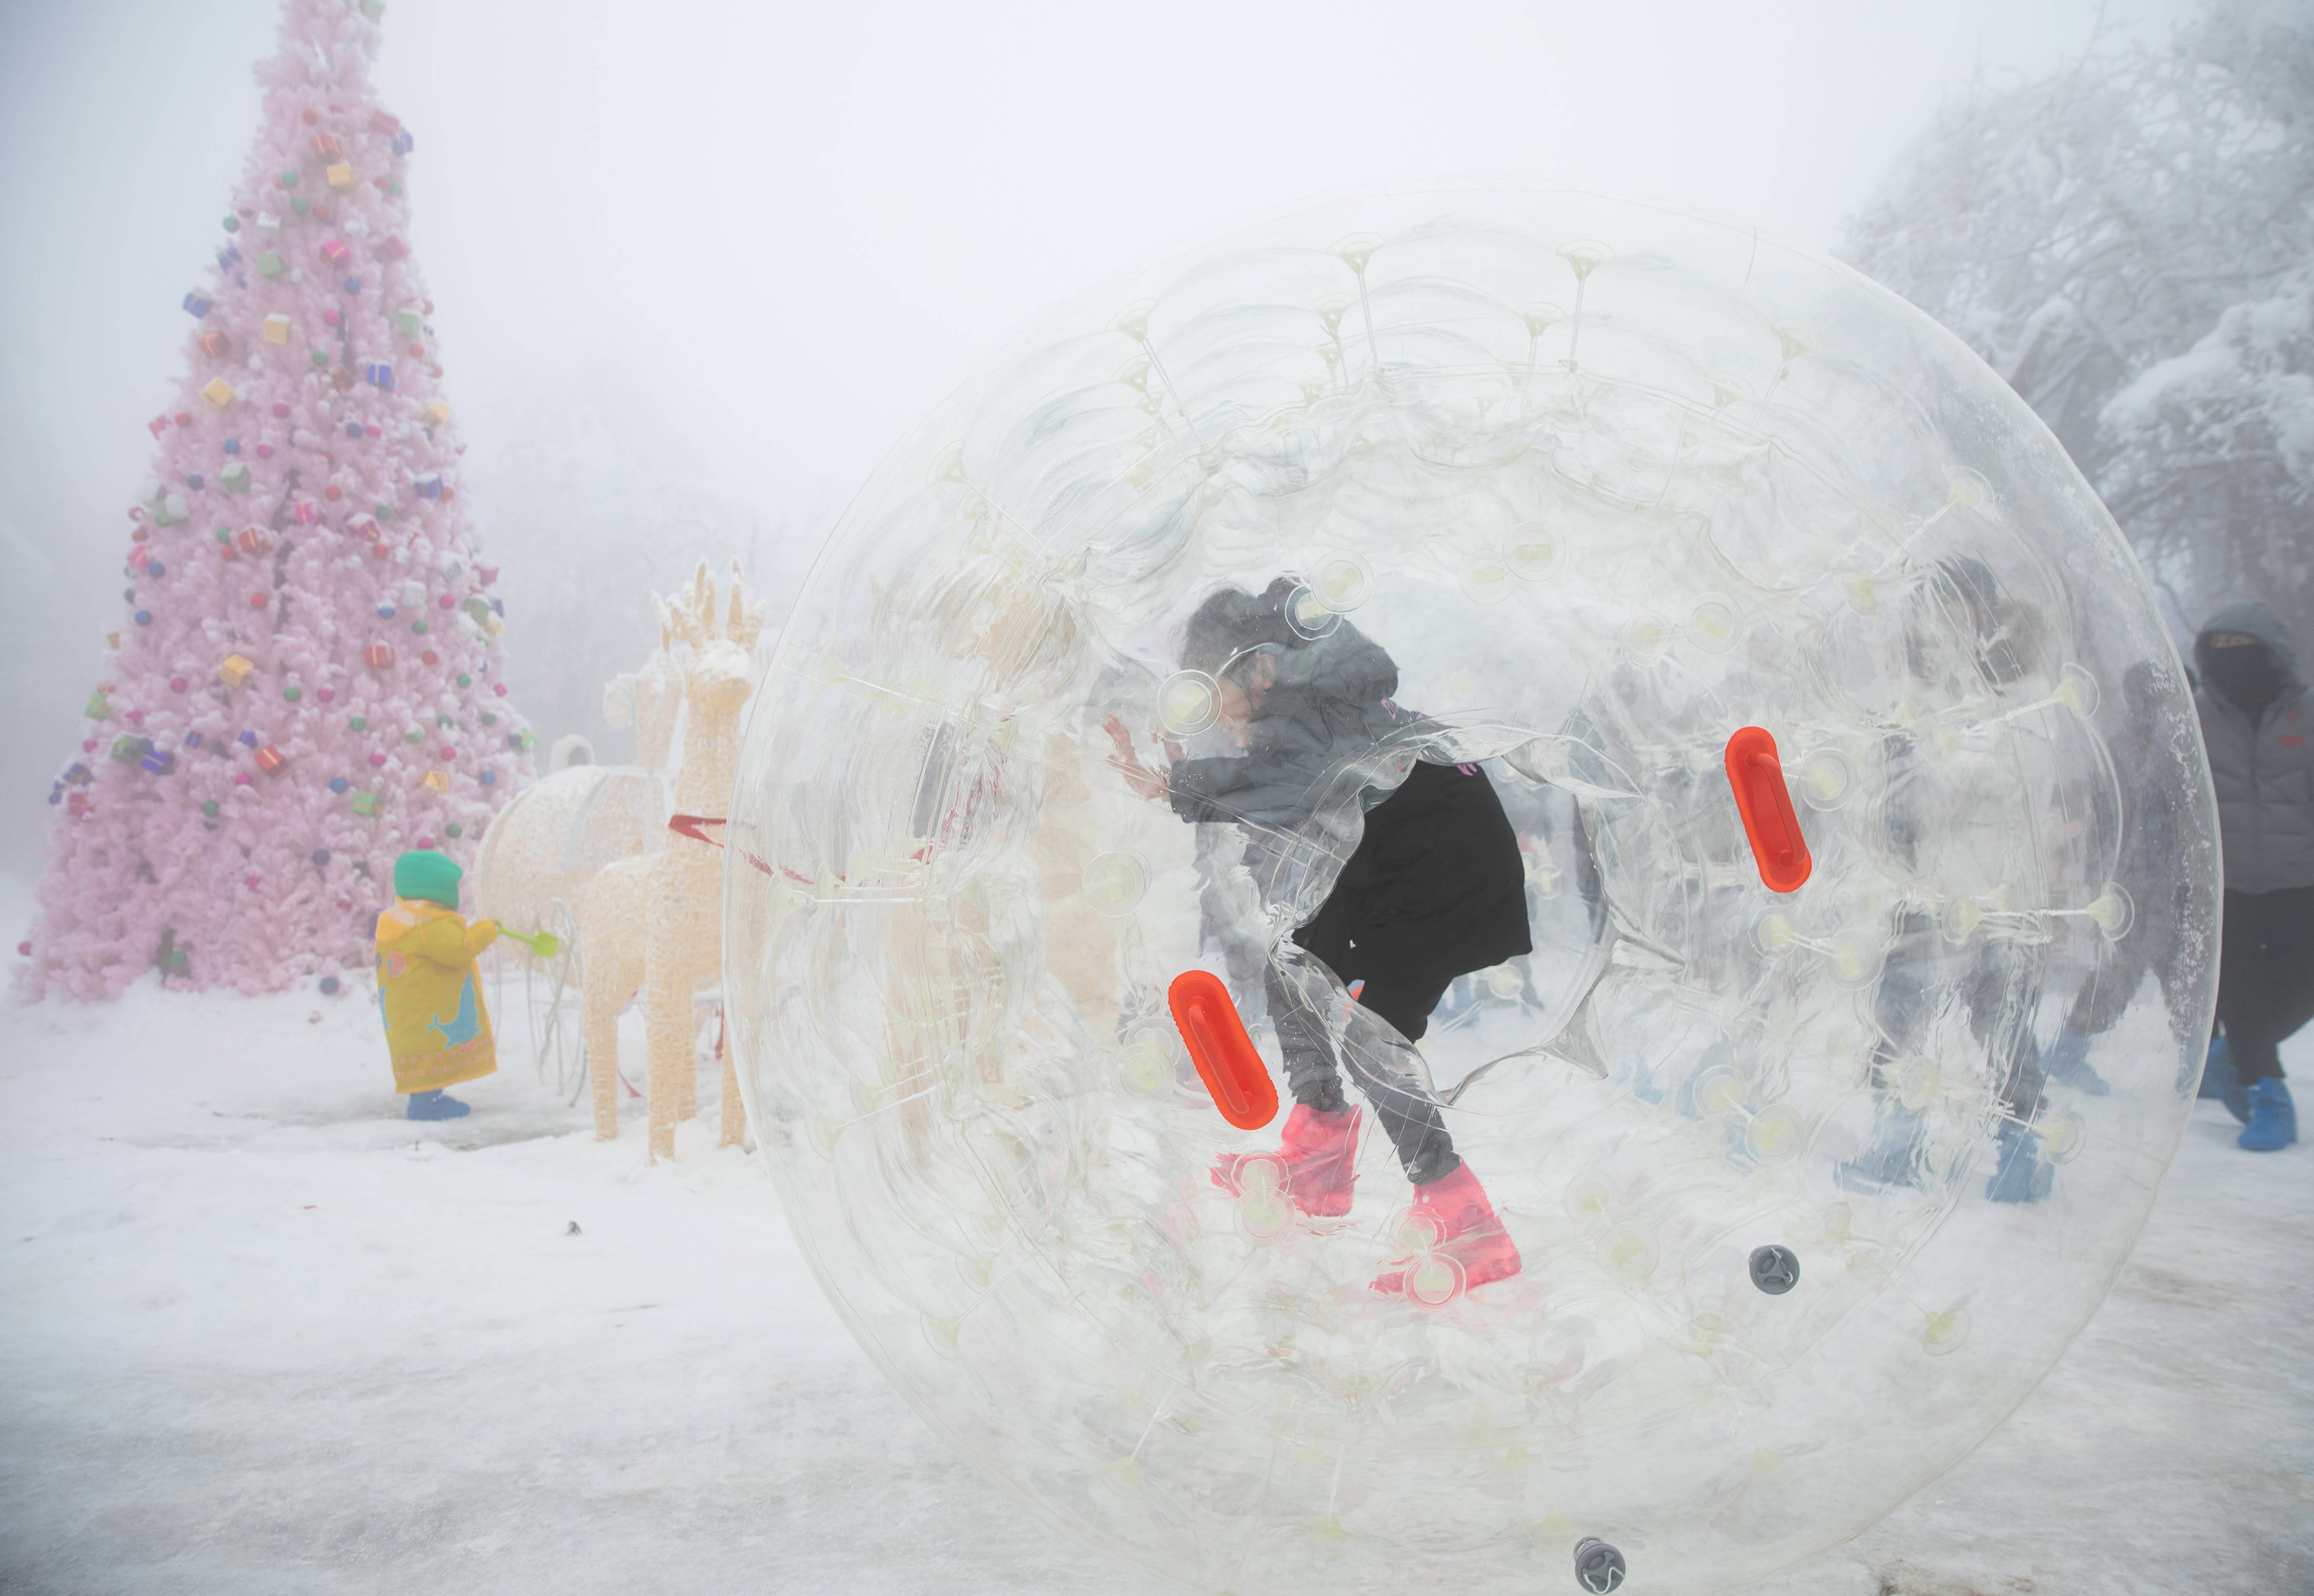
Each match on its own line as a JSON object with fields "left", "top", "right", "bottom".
{"left": 0, "top": 0, "right": 2194, "bottom": 881}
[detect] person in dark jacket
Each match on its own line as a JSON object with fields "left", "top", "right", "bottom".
{"left": 2196, "top": 599, "right": 2311, "bottom": 1151}
{"left": 2042, "top": 661, "right": 2196, "bottom": 1090}
{"left": 1104, "top": 579, "right": 1531, "bottom": 1295}
{"left": 1837, "top": 556, "right": 2066, "bottom": 1202}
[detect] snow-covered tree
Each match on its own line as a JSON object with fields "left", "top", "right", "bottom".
{"left": 25, "top": 0, "right": 535, "bottom": 999}
{"left": 2101, "top": 270, "right": 2314, "bottom": 628}
{"left": 1841, "top": 1, "right": 2314, "bottom": 640}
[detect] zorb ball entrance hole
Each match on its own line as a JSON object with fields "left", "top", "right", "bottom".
{"left": 723, "top": 191, "right": 2217, "bottom": 1594}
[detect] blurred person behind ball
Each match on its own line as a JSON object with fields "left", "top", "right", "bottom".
{"left": 2195, "top": 600, "right": 2312, "bottom": 1152}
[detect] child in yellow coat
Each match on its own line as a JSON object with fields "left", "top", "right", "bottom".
{"left": 376, "top": 849, "right": 499, "bottom": 1121}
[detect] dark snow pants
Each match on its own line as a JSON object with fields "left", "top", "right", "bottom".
{"left": 2216, "top": 886, "right": 2314, "bottom": 1083}
{"left": 1266, "top": 962, "right": 1460, "bottom": 1187}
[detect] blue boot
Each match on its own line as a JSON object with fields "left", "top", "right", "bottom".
{"left": 1835, "top": 1108, "right": 1926, "bottom": 1194}
{"left": 1986, "top": 1119, "right": 2053, "bottom": 1203}
{"left": 2198, "top": 1035, "right": 2250, "bottom": 1123}
{"left": 407, "top": 1089, "right": 472, "bottom": 1121}
{"left": 2040, "top": 1026, "right": 2108, "bottom": 1095}
{"left": 2237, "top": 1078, "right": 2298, "bottom": 1152}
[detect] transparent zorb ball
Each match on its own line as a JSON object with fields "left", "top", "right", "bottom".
{"left": 722, "top": 191, "right": 2217, "bottom": 1595}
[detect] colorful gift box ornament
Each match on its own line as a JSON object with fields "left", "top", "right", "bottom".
{"left": 140, "top": 749, "right": 175, "bottom": 775}
{"left": 182, "top": 290, "right": 212, "bottom": 318}
{"left": 110, "top": 735, "right": 146, "bottom": 763}
{"left": 202, "top": 377, "right": 236, "bottom": 408}
{"left": 311, "top": 132, "right": 344, "bottom": 159}
{"left": 85, "top": 690, "right": 111, "bottom": 719}
{"left": 261, "top": 312, "right": 292, "bottom": 344}
{"left": 414, "top": 473, "right": 443, "bottom": 500}
{"left": 257, "top": 251, "right": 284, "bottom": 278}
{"left": 363, "top": 361, "right": 394, "bottom": 390}
{"left": 236, "top": 525, "right": 267, "bottom": 554}
{"left": 257, "top": 211, "right": 281, "bottom": 235}
{"left": 345, "top": 512, "right": 379, "bottom": 540}
{"left": 319, "top": 239, "right": 350, "bottom": 267}
{"left": 154, "top": 494, "right": 190, "bottom": 525}
{"left": 326, "top": 163, "right": 354, "bottom": 189}
{"left": 220, "top": 654, "right": 256, "bottom": 687}
{"left": 290, "top": 500, "right": 321, "bottom": 525}
{"left": 350, "top": 789, "right": 379, "bottom": 815}
{"left": 420, "top": 401, "right": 450, "bottom": 427}
{"left": 198, "top": 329, "right": 230, "bottom": 358}
{"left": 423, "top": 769, "right": 450, "bottom": 793}
{"left": 364, "top": 643, "right": 394, "bottom": 669}
{"left": 255, "top": 745, "right": 288, "bottom": 775}
{"left": 393, "top": 306, "right": 422, "bottom": 339}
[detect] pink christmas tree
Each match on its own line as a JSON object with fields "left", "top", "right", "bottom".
{"left": 25, "top": 0, "right": 534, "bottom": 1000}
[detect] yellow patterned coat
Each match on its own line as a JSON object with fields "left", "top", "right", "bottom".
{"left": 375, "top": 897, "right": 501, "bottom": 1093}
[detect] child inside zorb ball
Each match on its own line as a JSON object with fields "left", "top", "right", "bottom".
{"left": 1105, "top": 576, "right": 1531, "bottom": 1295}
{"left": 730, "top": 191, "right": 2222, "bottom": 1596}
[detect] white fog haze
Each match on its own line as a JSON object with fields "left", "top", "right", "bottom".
{"left": 0, "top": 0, "right": 2208, "bottom": 880}
{"left": 7, "top": 6, "right": 2314, "bottom": 1593}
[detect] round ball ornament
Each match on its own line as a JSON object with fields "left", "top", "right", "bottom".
{"left": 722, "top": 192, "right": 2217, "bottom": 1596}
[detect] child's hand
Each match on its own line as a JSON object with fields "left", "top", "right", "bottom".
{"left": 1102, "top": 714, "right": 1173, "bottom": 803}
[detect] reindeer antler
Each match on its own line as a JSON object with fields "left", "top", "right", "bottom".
{"left": 725, "top": 560, "right": 768, "bottom": 650}
{"left": 662, "top": 560, "right": 715, "bottom": 650}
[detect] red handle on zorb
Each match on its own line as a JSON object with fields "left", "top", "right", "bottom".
{"left": 1724, "top": 726, "right": 1812, "bottom": 894}
{"left": 1167, "top": 971, "right": 1279, "bottom": 1130}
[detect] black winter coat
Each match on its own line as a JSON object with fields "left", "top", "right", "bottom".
{"left": 1165, "top": 623, "right": 1531, "bottom": 986}
{"left": 2195, "top": 599, "right": 2314, "bottom": 893}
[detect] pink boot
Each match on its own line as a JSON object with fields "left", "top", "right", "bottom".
{"left": 1212, "top": 1102, "right": 1362, "bottom": 1218}
{"left": 1372, "top": 1161, "right": 1522, "bottom": 1299}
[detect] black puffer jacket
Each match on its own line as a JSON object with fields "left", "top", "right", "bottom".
{"left": 2195, "top": 598, "right": 2314, "bottom": 893}
{"left": 1166, "top": 622, "right": 1531, "bottom": 985}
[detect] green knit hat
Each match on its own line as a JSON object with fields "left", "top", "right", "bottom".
{"left": 393, "top": 849, "right": 463, "bottom": 909}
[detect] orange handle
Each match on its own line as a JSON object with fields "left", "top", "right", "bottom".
{"left": 1167, "top": 971, "right": 1279, "bottom": 1130}
{"left": 1724, "top": 727, "right": 1812, "bottom": 893}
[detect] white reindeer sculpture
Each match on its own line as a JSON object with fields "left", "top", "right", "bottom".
{"left": 579, "top": 562, "right": 766, "bottom": 1157}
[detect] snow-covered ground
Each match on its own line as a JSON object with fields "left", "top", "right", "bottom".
{"left": 3, "top": 873, "right": 2309, "bottom": 1596}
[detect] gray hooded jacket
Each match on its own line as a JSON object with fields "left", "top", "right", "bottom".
{"left": 2194, "top": 599, "right": 2314, "bottom": 893}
